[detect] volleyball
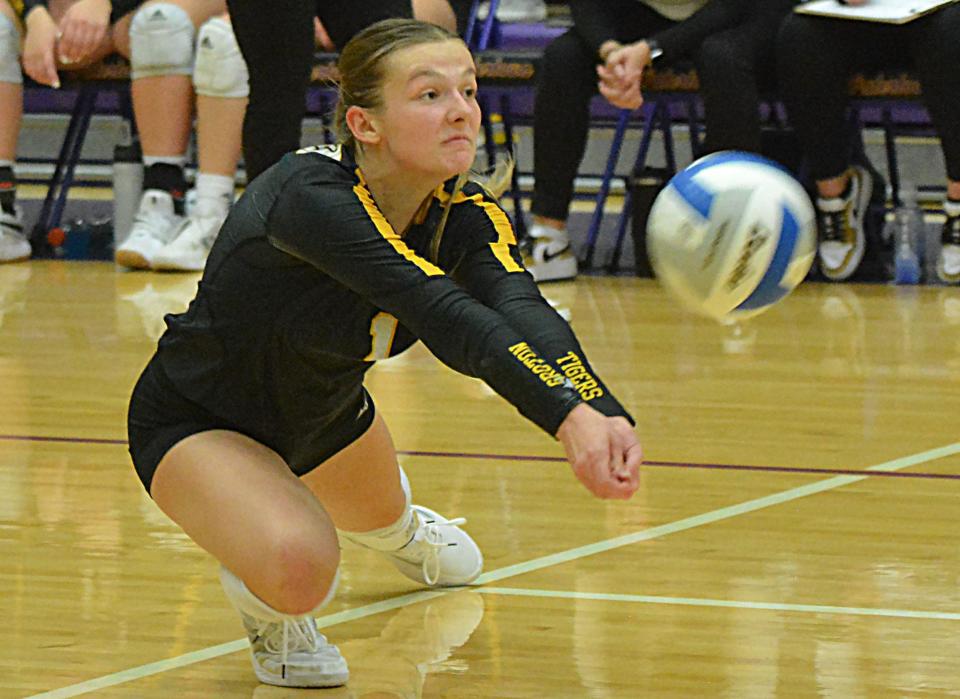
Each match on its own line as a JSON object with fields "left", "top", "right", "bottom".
{"left": 646, "top": 151, "right": 816, "bottom": 322}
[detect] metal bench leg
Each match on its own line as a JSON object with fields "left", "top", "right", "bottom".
{"left": 881, "top": 106, "right": 901, "bottom": 206}
{"left": 35, "top": 85, "right": 98, "bottom": 238}
{"left": 609, "top": 100, "right": 674, "bottom": 271}
{"left": 581, "top": 108, "right": 632, "bottom": 269}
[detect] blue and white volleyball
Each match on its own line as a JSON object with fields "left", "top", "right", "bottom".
{"left": 646, "top": 151, "right": 816, "bottom": 322}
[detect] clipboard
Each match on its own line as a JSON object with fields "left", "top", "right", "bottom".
{"left": 795, "top": 0, "right": 959, "bottom": 24}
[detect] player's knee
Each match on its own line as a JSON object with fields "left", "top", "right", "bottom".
{"left": 193, "top": 17, "right": 249, "bottom": 98}
{"left": 266, "top": 535, "right": 340, "bottom": 615}
{"left": 0, "top": 14, "right": 22, "bottom": 85}
{"left": 129, "top": 3, "right": 195, "bottom": 80}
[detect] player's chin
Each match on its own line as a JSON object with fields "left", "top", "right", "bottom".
{"left": 442, "top": 151, "right": 476, "bottom": 176}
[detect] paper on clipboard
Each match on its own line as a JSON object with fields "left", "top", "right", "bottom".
{"left": 795, "top": 0, "right": 959, "bottom": 24}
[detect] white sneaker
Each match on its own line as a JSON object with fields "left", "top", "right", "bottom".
{"left": 525, "top": 224, "right": 578, "bottom": 282}
{"left": 346, "top": 505, "right": 483, "bottom": 587}
{"left": 115, "top": 190, "right": 182, "bottom": 269}
{"left": 936, "top": 211, "right": 960, "bottom": 284}
{"left": 477, "top": 0, "right": 547, "bottom": 22}
{"left": 0, "top": 207, "right": 30, "bottom": 263}
{"left": 236, "top": 610, "right": 349, "bottom": 688}
{"left": 152, "top": 210, "right": 226, "bottom": 271}
{"left": 816, "top": 166, "right": 871, "bottom": 281}
{"left": 219, "top": 566, "right": 348, "bottom": 689}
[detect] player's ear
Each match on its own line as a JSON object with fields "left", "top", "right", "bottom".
{"left": 345, "top": 105, "right": 382, "bottom": 147}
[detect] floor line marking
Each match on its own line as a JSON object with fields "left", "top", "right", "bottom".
{"left": 475, "top": 442, "right": 960, "bottom": 585}
{"left": 479, "top": 587, "right": 960, "bottom": 622}
{"left": 3, "top": 435, "right": 959, "bottom": 480}
{"left": 25, "top": 441, "right": 960, "bottom": 699}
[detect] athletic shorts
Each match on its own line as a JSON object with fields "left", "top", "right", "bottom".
{"left": 127, "top": 356, "right": 376, "bottom": 494}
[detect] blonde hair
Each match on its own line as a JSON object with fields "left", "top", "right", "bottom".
{"left": 335, "top": 18, "right": 516, "bottom": 264}
{"left": 335, "top": 18, "right": 459, "bottom": 152}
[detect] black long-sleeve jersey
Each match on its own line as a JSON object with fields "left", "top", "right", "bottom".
{"left": 154, "top": 145, "right": 632, "bottom": 451}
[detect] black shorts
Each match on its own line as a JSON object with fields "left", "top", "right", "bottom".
{"left": 127, "top": 357, "right": 376, "bottom": 495}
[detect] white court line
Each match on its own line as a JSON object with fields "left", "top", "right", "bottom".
{"left": 480, "top": 587, "right": 960, "bottom": 622}
{"left": 27, "top": 442, "right": 960, "bottom": 699}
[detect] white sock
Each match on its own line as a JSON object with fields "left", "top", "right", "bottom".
{"left": 143, "top": 155, "right": 187, "bottom": 168}
{"left": 219, "top": 565, "right": 339, "bottom": 621}
{"left": 944, "top": 198, "right": 960, "bottom": 219}
{"left": 0, "top": 159, "right": 13, "bottom": 168}
{"left": 194, "top": 172, "right": 235, "bottom": 217}
{"left": 340, "top": 466, "right": 418, "bottom": 551}
{"left": 529, "top": 222, "right": 567, "bottom": 241}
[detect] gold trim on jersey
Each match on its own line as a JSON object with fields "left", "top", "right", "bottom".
{"left": 11, "top": 0, "right": 25, "bottom": 19}
{"left": 437, "top": 188, "right": 523, "bottom": 273}
{"left": 353, "top": 171, "right": 444, "bottom": 277}
{"left": 464, "top": 191, "right": 523, "bottom": 273}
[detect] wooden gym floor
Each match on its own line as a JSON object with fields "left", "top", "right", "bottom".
{"left": 2, "top": 261, "right": 959, "bottom": 698}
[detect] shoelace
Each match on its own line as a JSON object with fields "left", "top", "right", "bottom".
{"left": 418, "top": 514, "right": 466, "bottom": 586}
{"left": 819, "top": 211, "right": 844, "bottom": 244}
{"left": 256, "top": 617, "right": 320, "bottom": 675}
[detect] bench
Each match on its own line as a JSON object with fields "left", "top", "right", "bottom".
{"left": 29, "top": 49, "right": 543, "bottom": 241}
{"left": 31, "top": 52, "right": 930, "bottom": 272}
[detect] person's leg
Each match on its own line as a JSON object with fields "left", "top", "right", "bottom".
{"left": 529, "top": 29, "right": 598, "bottom": 228}
{"left": 316, "top": 0, "right": 413, "bottom": 49}
{"left": 694, "top": 1, "right": 794, "bottom": 155}
{"left": 153, "top": 13, "right": 246, "bottom": 271}
{"left": 524, "top": 29, "right": 597, "bottom": 282}
{"left": 778, "top": 15, "right": 859, "bottom": 187}
{"left": 527, "top": 1, "right": 668, "bottom": 282}
{"left": 909, "top": 5, "right": 960, "bottom": 282}
{"left": 300, "top": 411, "right": 483, "bottom": 587}
{"left": 112, "top": 0, "right": 227, "bottom": 268}
{"left": 0, "top": 1, "right": 29, "bottom": 263}
{"left": 694, "top": 25, "right": 764, "bottom": 155}
{"left": 226, "top": 0, "right": 314, "bottom": 181}
{"left": 149, "top": 429, "right": 348, "bottom": 687}
{"left": 778, "top": 16, "right": 901, "bottom": 281}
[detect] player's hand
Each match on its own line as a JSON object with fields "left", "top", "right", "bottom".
{"left": 596, "top": 42, "right": 648, "bottom": 110}
{"left": 23, "top": 7, "right": 61, "bottom": 88}
{"left": 556, "top": 403, "right": 642, "bottom": 500}
{"left": 57, "top": 0, "right": 111, "bottom": 65}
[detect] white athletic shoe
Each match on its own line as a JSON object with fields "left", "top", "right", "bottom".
{"left": 936, "top": 210, "right": 960, "bottom": 284}
{"left": 387, "top": 505, "right": 483, "bottom": 586}
{"left": 219, "top": 566, "right": 348, "bottom": 689}
{"left": 344, "top": 505, "right": 483, "bottom": 587}
{"left": 0, "top": 207, "right": 30, "bottom": 263}
{"left": 816, "top": 165, "right": 871, "bottom": 281}
{"left": 152, "top": 211, "right": 226, "bottom": 271}
{"left": 235, "top": 610, "right": 349, "bottom": 688}
{"left": 525, "top": 224, "right": 578, "bottom": 282}
{"left": 115, "top": 190, "right": 182, "bottom": 269}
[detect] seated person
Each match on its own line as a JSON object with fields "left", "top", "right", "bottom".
{"left": 21, "top": 0, "right": 235, "bottom": 271}
{"left": 527, "top": 0, "right": 797, "bottom": 282}
{"left": 778, "top": 0, "right": 960, "bottom": 283}
{"left": 0, "top": 0, "right": 31, "bottom": 263}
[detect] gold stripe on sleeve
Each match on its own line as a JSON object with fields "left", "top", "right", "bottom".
{"left": 353, "top": 173, "right": 444, "bottom": 277}
{"left": 455, "top": 191, "right": 523, "bottom": 273}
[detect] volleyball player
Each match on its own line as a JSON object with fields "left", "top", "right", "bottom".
{"left": 126, "top": 19, "right": 642, "bottom": 688}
